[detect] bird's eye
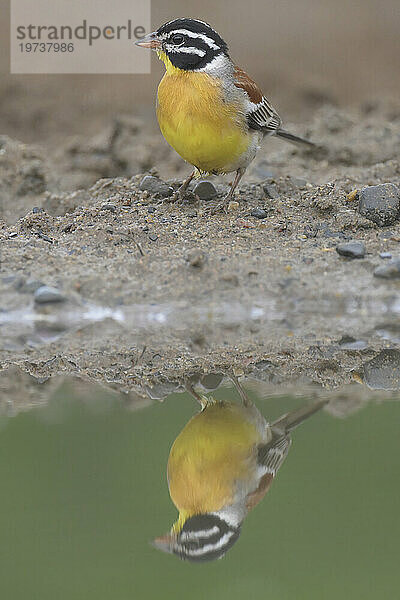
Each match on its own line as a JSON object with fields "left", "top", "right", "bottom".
{"left": 171, "top": 34, "right": 185, "bottom": 45}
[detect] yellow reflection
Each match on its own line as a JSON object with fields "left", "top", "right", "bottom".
{"left": 153, "top": 378, "right": 326, "bottom": 562}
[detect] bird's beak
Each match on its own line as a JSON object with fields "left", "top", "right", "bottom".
{"left": 135, "top": 31, "right": 162, "bottom": 49}
{"left": 152, "top": 532, "right": 176, "bottom": 554}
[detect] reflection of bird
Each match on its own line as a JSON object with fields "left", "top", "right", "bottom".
{"left": 136, "top": 18, "right": 314, "bottom": 211}
{"left": 153, "top": 378, "right": 326, "bottom": 562}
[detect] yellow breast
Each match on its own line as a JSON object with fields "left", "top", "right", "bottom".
{"left": 156, "top": 53, "right": 251, "bottom": 174}
{"left": 167, "top": 403, "right": 261, "bottom": 523}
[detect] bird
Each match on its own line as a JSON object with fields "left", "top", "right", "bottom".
{"left": 152, "top": 376, "right": 327, "bottom": 562}
{"left": 136, "top": 18, "right": 315, "bottom": 212}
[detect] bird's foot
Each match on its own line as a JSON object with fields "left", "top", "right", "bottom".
{"left": 167, "top": 188, "right": 184, "bottom": 203}
{"left": 203, "top": 195, "right": 233, "bottom": 215}
{"left": 168, "top": 171, "right": 196, "bottom": 204}
{"left": 169, "top": 186, "right": 197, "bottom": 205}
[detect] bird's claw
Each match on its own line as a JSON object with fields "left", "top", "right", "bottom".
{"left": 203, "top": 197, "right": 231, "bottom": 215}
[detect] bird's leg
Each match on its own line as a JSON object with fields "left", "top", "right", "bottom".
{"left": 185, "top": 381, "right": 209, "bottom": 410}
{"left": 171, "top": 170, "right": 196, "bottom": 202}
{"left": 206, "top": 168, "right": 245, "bottom": 214}
{"left": 230, "top": 374, "right": 253, "bottom": 408}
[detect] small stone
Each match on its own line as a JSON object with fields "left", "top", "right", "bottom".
{"left": 363, "top": 350, "right": 400, "bottom": 390}
{"left": 379, "top": 252, "right": 392, "bottom": 259}
{"left": 32, "top": 206, "right": 44, "bottom": 214}
{"left": 291, "top": 177, "right": 307, "bottom": 188}
{"left": 336, "top": 240, "right": 366, "bottom": 259}
{"left": 263, "top": 183, "right": 279, "bottom": 199}
{"left": 147, "top": 206, "right": 156, "bottom": 214}
{"left": 193, "top": 180, "right": 218, "bottom": 200}
{"left": 374, "top": 257, "right": 400, "bottom": 279}
{"left": 148, "top": 233, "right": 158, "bottom": 242}
{"left": 186, "top": 249, "right": 206, "bottom": 268}
{"left": 139, "top": 175, "right": 173, "bottom": 197}
{"left": 358, "top": 183, "right": 400, "bottom": 226}
{"left": 251, "top": 208, "right": 268, "bottom": 219}
{"left": 101, "top": 203, "right": 116, "bottom": 212}
{"left": 338, "top": 335, "right": 368, "bottom": 350}
{"left": 200, "top": 373, "right": 224, "bottom": 390}
{"left": 228, "top": 201, "right": 239, "bottom": 212}
{"left": 34, "top": 286, "right": 67, "bottom": 304}
{"left": 378, "top": 230, "right": 394, "bottom": 240}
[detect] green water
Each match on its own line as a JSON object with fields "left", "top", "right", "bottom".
{"left": 0, "top": 385, "right": 399, "bottom": 599}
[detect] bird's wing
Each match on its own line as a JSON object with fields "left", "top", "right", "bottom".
{"left": 257, "top": 400, "right": 327, "bottom": 475}
{"left": 257, "top": 435, "right": 291, "bottom": 476}
{"left": 233, "top": 66, "right": 282, "bottom": 134}
{"left": 245, "top": 435, "right": 291, "bottom": 511}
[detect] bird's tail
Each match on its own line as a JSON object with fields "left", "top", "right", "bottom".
{"left": 272, "top": 399, "right": 327, "bottom": 434}
{"left": 276, "top": 128, "right": 316, "bottom": 148}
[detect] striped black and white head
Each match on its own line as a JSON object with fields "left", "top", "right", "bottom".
{"left": 136, "top": 18, "right": 230, "bottom": 71}
{"left": 153, "top": 514, "right": 241, "bottom": 562}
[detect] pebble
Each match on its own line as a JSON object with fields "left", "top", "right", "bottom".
{"left": 193, "top": 180, "right": 218, "bottom": 200}
{"left": 378, "top": 230, "right": 394, "bottom": 240}
{"left": 363, "top": 349, "right": 400, "bottom": 390}
{"left": 338, "top": 335, "right": 368, "bottom": 350}
{"left": 101, "top": 203, "right": 116, "bottom": 212}
{"left": 358, "top": 183, "right": 400, "bottom": 226}
{"left": 335, "top": 240, "right": 366, "bottom": 259}
{"left": 251, "top": 208, "right": 268, "bottom": 219}
{"left": 263, "top": 183, "right": 279, "bottom": 199}
{"left": 139, "top": 175, "right": 173, "bottom": 197}
{"left": 373, "top": 257, "right": 400, "bottom": 279}
{"left": 34, "top": 286, "right": 67, "bottom": 304}
{"left": 148, "top": 233, "right": 158, "bottom": 242}
{"left": 200, "top": 373, "right": 224, "bottom": 391}
{"left": 291, "top": 177, "right": 308, "bottom": 188}
{"left": 379, "top": 252, "right": 392, "bottom": 259}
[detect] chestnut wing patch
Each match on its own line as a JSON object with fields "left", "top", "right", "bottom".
{"left": 246, "top": 472, "right": 274, "bottom": 511}
{"left": 234, "top": 66, "right": 282, "bottom": 134}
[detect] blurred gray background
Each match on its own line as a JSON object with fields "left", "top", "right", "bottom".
{"left": 1, "top": 0, "right": 399, "bottom": 144}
